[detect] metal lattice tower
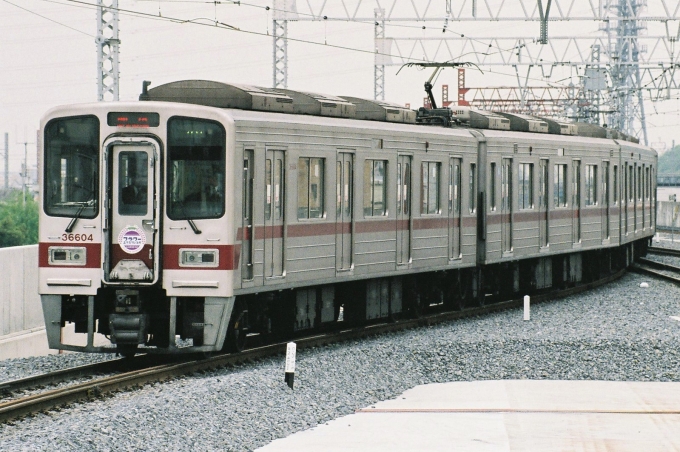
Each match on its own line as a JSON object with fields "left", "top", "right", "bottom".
{"left": 606, "top": 0, "right": 648, "bottom": 144}
{"left": 96, "top": 0, "right": 120, "bottom": 102}
{"left": 273, "top": 20, "right": 288, "bottom": 89}
{"left": 374, "top": 9, "right": 385, "bottom": 100}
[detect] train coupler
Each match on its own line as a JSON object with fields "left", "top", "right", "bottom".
{"left": 109, "top": 313, "right": 148, "bottom": 344}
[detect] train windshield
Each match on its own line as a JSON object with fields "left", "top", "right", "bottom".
{"left": 167, "top": 117, "right": 225, "bottom": 220}
{"left": 43, "top": 116, "right": 100, "bottom": 218}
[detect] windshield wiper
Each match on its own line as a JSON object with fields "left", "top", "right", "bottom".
{"left": 65, "top": 200, "right": 94, "bottom": 233}
{"left": 175, "top": 199, "right": 202, "bottom": 235}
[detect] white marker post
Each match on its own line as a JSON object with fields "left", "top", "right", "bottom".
{"left": 523, "top": 295, "right": 530, "bottom": 321}
{"left": 284, "top": 342, "right": 296, "bottom": 390}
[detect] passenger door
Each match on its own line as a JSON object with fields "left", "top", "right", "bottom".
{"left": 501, "top": 158, "right": 513, "bottom": 254}
{"left": 572, "top": 160, "right": 581, "bottom": 244}
{"left": 602, "top": 161, "right": 610, "bottom": 240}
{"left": 264, "top": 149, "right": 285, "bottom": 279}
{"left": 336, "top": 152, "right": 353, "bottom": 272}
{"left": 107, "top": 141, "right": 159, "bottom": 283}
{"left": 539, "top": 159, "right": 549, "bottom": 248}
{"left": 396, "top": 155, "right": 412, "bottom": 266}
{"left": 242, "top": 150, "right": 254, "bottom": 281}
{"left": 448, "top": 157, "right": 462, "bottom": 260}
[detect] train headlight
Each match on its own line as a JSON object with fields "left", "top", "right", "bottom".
{"left": 48, "top": 246, "right": 87, "bottom": 266}
{"left": 179, "top": 249, "right": 219, "bottom": 267}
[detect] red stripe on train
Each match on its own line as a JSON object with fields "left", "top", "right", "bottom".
{"left": 38, "top": 242, "right": 101, "bottom": 268}
{"left": 162, "top": 244, "right": 239, "bottom": 270}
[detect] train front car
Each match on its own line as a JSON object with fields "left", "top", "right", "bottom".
{"left": 39, "top": 104, "right": 236, "bottom": 355}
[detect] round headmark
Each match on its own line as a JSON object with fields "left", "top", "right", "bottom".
{"left": 118, "top": 225, "right": 147, "bottom": 254}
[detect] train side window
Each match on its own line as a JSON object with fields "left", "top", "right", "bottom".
{"left": 469, "top": 163, "right": 477, "bottom": 213}
{"left": 518, "top": 163, "right": 533, "bottom": 209}
{"left": 585, "top": 165, "right": 597, "bottom": 206}
{"left": 637, "top": 166, "right": 642, "bottom": 201}
{"left": 646, "top": 167, "right": 650, "bottom": 199}
{"left": 554, "top": 164, "right": 567, "bottom": 207}
{"left": 421, "top": 162, "right": 441, "bottom": 214}
{"left": 363, "top": 160, "right": 387, "bottom": 216}
{"left": 298, "top": 157, "right": 325, "bottom": 219}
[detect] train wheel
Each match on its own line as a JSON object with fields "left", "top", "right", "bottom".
{"left": 225, "top": 299, "right": 249, "bottom": 353}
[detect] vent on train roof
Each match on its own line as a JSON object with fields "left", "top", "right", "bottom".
{"left": 494, "top": 112, "right": 549, "bottom": 134}
{"left": 139, "top": 80, "right": 416, "bottom": 123}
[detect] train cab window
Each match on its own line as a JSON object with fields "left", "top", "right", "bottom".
{"left": 167, "top": 117, "right": 225, "bottom": 220}
{"left": 554, "top": 164, "right": 567, "bottom": 207}
{"left": 585, "top": 165, "right": 597, "bottom": 206}
{"left": 421, "top": 162, "right": 441, "bottom": 214}
{"left": 518, "top": 163, "right": 533, "bottom": 209}
{"left": 363, "top": 160, "right": 387, "bottom": 216}
{"left": 298, "top": 158, "right": 325, "bottom": 219}
{"left": 44, "top": 116, "right": 99, "bottom": 218}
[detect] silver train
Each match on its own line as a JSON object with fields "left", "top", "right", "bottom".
{"left": 38, "top": 80, "right": 657, "bottom": 355}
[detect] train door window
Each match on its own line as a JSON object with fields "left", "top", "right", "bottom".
{"left": 489, "top": 162, "right": 497, "bottom": 211}
{"left": 603, "top": 161, "right": 610, "bottom": 240}
{"left": 449, "top": 160, "right": 461, "bottom": 214}
{"left": 645, "top": 167, "right": 650, "bottom": 200}
{"left": 363, "top": 160, "right": 387, "bottom": 216}
{"left": 421, "top": 162, "right": 441, "bottom": 214}
{"left": 118, "top": 151, "right": 149, "bottom": 216}
{"left": 397, "top": 161, "right": 411, "bottom": 215}
{"left": 265, "top": 159, "right": 272, "bottom": 220}
{"left": 298, "top": 157, "right": 324, "bottom": 219}
{"left": 585, "top": 165, "right": 597, "bottom": 206}
{"left": 554, "top": 164, "right": 567, "bottom": 207}
{"left": 469, "top": 163, "right": 477, "bottom": 213}
{"left": 637, "top": 166, "right": 642, "bottom": 201}
{"left": 518, "top": 163, "right": 533, "bottom": 209}
{"left": 628, "top": 165, "right": 634, "bottom": 202}
{"left": 613, "top": 166, "right": 618, "bottom": 204}
{"left": 44, "top": 116, "right": 100, "bottom": 219}
{"left": 275, "top": 158, "right": 284, "bottom": 219}
{"left": 167, "top": 117, "right": 226, "bottom": 220}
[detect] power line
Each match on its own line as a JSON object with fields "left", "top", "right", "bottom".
{"left": 1, "top": 0, "right": 93, "bottom": 36}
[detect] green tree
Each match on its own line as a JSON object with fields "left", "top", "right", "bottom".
{"left": 0, "top": 190, "right": 38, "bottom": 247}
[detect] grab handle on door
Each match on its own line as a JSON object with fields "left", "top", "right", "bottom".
{"left": 142, "top": 219, "right": 157, "bottom": 231}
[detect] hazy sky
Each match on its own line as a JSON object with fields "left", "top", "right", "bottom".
{"left": 2, "top": 0, "right": 680, "bottom": 182}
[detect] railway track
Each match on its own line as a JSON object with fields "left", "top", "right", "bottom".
{"left": 633, "top": 257, "right": 680, "bottom": 284}
{"left": 0, "top": 269, "right": 625, "bottom": 424}
{"left": 648, "top": 246, "right": 680, "bottom": 258}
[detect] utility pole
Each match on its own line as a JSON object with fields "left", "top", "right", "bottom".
{"left": 17, "top": 139, "right": 34, "bottom": 206}
{"left": 97, "top": 0, "right": 120, "bottom": 101}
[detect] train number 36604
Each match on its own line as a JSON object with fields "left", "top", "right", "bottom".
{"left": 61, "top": 233, "right": 94, "bottom": 242}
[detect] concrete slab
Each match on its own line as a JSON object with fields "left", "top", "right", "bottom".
{"left": 257, "top": 380, "right": 680, "bottom": 452}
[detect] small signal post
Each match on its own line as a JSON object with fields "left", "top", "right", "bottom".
{"left": 285, "top": 342, "right": 296, "bottom": 390}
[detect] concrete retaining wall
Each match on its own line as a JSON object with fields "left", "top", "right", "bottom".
{"left": 657, "top": 201, "right": 680, "bottom": 229}
{"left": 0, "top": 245, "right": 54, "bottom": 360}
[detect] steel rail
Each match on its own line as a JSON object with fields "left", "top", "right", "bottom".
{"left": 632, "top": 260, "right": 680, "bottom": 285}
{"left": 0, "top": 355, "right": 179, "bottom": 398}
{"left": 648, "top": 246, "right": 680, "bottom": 258}
{"left": 0, "top": 268, "right": 625, "bottom": 425}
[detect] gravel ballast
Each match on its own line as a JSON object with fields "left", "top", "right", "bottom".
{"left": 2, "top": 271, "right": 680, "bottom": 451}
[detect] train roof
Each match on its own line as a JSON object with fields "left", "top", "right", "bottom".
{"left": 139, "top": 80, "right": 640, "bottom": 144}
